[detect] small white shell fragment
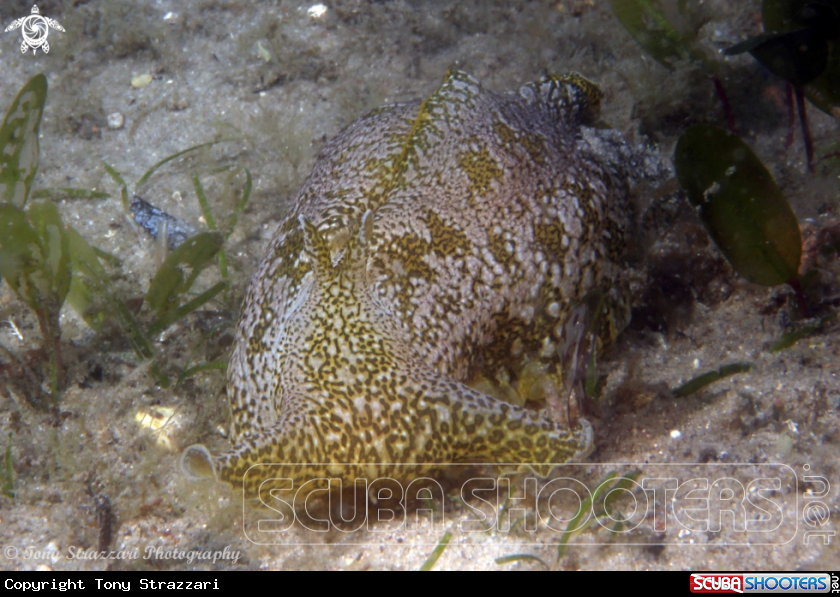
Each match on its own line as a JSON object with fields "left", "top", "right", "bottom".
{"left": 131, "top": 74, "right": 153, "bottom": 88}
{"left": 107, "top": 112, "right": 124, "bottom": 130}
{"left": 308, "top": 3, "right": 327, "bottom": 18}
{"left": 135, "top": 405, "right": 181, "bottom": 449}
{"left": 669, "top": 429, "right": 682, "bottom": 439}
{"left": 256, "top": 40, "right": 271, "bottom": 63}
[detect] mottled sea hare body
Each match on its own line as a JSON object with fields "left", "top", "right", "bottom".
{"left": 183, "top": 71, "right": 635, "bottom": 492}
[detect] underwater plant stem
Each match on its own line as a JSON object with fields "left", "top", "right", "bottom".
{"left": 191, "top": 172, "right": 229, "bottom": 287}
{"left": 35, "top": 308, "right": 62, "bottom": 404}
{"left": 795, "top": 86, "right": 814, "bottom": 172}
{"left": 217, "top": 250, "right": 229, "bottom": 281}
{"left": 785, "top": 83, "right": 795, "bottom": 149}
{"left": 420, "top": 531, "right": 452, "bottom": 571}
{"left": 787, "top": 277, "right": 809, "bottom": 319}
{"left": 712, "top": 76, "right": 737, "bottom": 134}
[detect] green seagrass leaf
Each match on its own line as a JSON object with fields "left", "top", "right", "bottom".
{"left": 0, "top": 74, "right": 47, "bottom": 208}
{"left": 675, "top": 125, "right": 801, "bottom": 286}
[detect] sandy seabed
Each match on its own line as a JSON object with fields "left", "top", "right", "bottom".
{"left": 0, "top": 0, "right": 837, "bottom": 570}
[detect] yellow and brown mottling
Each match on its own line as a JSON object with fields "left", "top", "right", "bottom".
{"left": 183, "top": 71, "right": 633, "bottom": 492}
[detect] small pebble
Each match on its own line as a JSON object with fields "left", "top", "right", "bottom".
{"left": 776, "top": 434, "right": 794, "bottom": 457}
{"left": 107, "top": 112, "right": 124, "bottom": 130}
{"left": 132, "top": 74, "right": 152, "bottom": 88}
{"left": 670, "top": 429, "right": 682, "bottom": 439}
{"left": 167, "top": 95, "right": 190, "bottom": 111}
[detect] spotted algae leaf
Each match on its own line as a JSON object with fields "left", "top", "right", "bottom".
{"left": 0, "top": 203, "right": 51, "bottom": 305}
{"left": 0, "top": 201, "right": 71, "bottom": 401}
{"left": 27, "top": 201, "right": 72, "bottom": 299}
{"left": 0, "top": 74, "right": 47, "bottom": 208}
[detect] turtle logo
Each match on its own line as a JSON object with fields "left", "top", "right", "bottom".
{"left": 4, "top": 5, "right": 65, "bottom": 55}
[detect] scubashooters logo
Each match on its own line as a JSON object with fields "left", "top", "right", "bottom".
{"left": 4, "top": 5, "right": 64, "bottom": 55}
{"left": 690, "top": 573, "right": 833, "bottom": 593}
{"left": 242, "top": 463, "right": 802, "bottom": 546}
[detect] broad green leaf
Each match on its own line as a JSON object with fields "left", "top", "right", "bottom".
{"left": 66, "top": 275, "right": 106, "bottom": 331}
{"left": 0, "top": 202, "right": 69, "bottom": 403}
{"left": 0, "top": 202, "right": 45, "bottom": 308}
{"left": 762, "top": 0, "right": 840, "bottom": 35}
{"left": 65, "top": 225, "right": 108, "bottom": 279}
{"left": 762, "top": 0, "right": 840, "bottom": 114}
{"left": 0, "top": 74, "right": 47, "bottom": 207}
{"left": 675, "top": 125, "right": 801, "bottom": 286}
{"left": 748, "top": 28, "right": 830, "bottom": 87}
{"left": 146, "top": 231, "right": 224, "bottom": 318}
